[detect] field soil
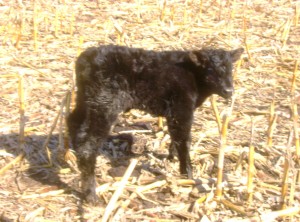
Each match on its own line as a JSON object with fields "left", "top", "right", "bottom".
{"left": 0, "top": 0, "right": 299, "bottom": 221}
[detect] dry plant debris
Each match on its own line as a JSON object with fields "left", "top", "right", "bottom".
{"left": 0, "top": 0, "right": 299, "bottom": 221}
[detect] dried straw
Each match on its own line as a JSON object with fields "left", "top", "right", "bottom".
{"left": 102, "top": 159, "right": 138, "bottom": 222}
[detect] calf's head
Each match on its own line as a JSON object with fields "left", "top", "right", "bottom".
{"left": 189, "top": 48, "right": 244, "bottom": 99}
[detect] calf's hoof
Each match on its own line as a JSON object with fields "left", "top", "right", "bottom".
{"left": 167, "top": 153, "right": 174, "bottom": 160}
{"left": 180, "top": 166, "right": 193, "bottom": 179}
{"left": 84, "top": 190, "right": 100, "bottom": 205}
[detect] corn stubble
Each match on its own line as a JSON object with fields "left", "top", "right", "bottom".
{"left": 0, "top": 0, "right": 299, "bottom": 221}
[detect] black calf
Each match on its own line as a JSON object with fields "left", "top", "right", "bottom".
{"left": 67, "top": 45, "right": 243, "bottom": 203}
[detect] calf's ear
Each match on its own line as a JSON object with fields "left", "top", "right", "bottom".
{"left": 189, "top": 52, "right": 200, "bottom": 65}
{"left": 188, "top": 51, "right": 207, "bottom": 67}
{"left": 230, "top": 48, "right": 244, "bottom": 62}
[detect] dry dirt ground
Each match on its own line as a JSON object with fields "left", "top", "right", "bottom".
{"left": 0, "top": 0, "right": 299, "bottom": 221}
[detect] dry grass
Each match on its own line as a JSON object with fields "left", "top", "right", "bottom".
{"left": 0, "top": 0, "right": 299, "bottom": 221}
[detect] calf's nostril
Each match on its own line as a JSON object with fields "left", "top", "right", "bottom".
{"left": 223, "top": 88, "right": 234, "bottom": 97}
{"left": 226, "top": 88, "right": 233, "bottom": 93}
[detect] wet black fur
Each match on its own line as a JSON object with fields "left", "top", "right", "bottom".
{"left": 67, "top": 45, "right": 243, "bottom": 203}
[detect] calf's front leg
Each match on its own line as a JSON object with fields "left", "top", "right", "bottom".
{"left": 167, "top": 115, "right": 193, "bottom": 179}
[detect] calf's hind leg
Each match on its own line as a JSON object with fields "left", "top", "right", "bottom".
{"left": 68, "top": 107, "right": 115, "bottom": 204}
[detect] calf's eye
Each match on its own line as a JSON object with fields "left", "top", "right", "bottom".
{"left": 207, "top": 68, "right": 214, "bottom": 74}
{"left": 220, "top": 66, "right": 226, "bottom": 74}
